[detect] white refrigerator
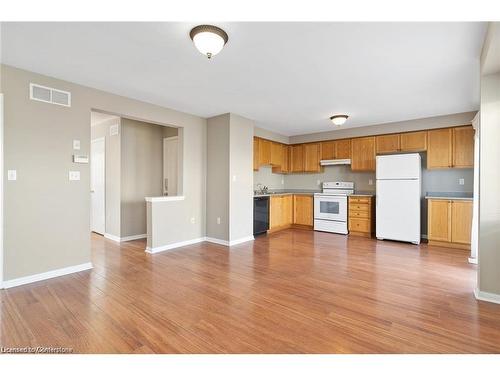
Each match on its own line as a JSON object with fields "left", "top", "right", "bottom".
{"left": 376, "top": 153, "right": 421, "bottom": 244}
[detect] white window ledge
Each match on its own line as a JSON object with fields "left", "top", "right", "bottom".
{"left": 145, "top": 196, "right": 185, "bottom": 202}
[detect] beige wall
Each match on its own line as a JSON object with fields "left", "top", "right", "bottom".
{"left": 229, "top": 114, "right": 254, "bottom": 241}
{"left": 289, "top": 112, "right": 477, "bottom": 144}
{"left": 120, "top": 118, "right": 164, "bottom": 237}
{"left": 206, "top": 114, "right": 230, "bottom": 241}
{"left": 91, "top": 116, "right": 122, "bottom": 237}
{"left": 254, "top": 126, "right": 289, "bottom": 144}
{"left": 2, "top": 64, "right": 206, "bottom": 280}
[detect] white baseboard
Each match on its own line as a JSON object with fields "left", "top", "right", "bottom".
{"left": 229, "top": 236, "right": 255, "bottom": 246}
{"left": 145, "top": 237, "right": 206, "bottom": 254}
{"left": 468, "top": 257, "right": 478, "bottom": 264}
{"left": 205, "top": 237, "right": 230, "bottom": 246}
{"left": 120, "top": 234, "right": 147, "bottom": 242}
{"left": 474, "top": 287, "right": 500, "bottom": 305}
{"left": 104, "top": 233, "right": 121, "bottom": 242}
{"left": 1, "top": 262, "right": 93, "bottom": 289}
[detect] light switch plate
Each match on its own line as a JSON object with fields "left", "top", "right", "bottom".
{"left": 73, "top": 139, "right": 81, "bottom": 150}
{"left": 459, "top": 178, "right": 465, "bottom": 185}
{"left": 109, "top": 124, "right": 119, "bottom": 136}
{"left": 7, "top": 170, "right": 17, "bottom": 181}
{"left": 69, "top": 171, "right": 80, "bottom": 181}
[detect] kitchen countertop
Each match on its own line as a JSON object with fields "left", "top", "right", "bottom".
{"left": 425, "top": 192, "right": 473, "bottom": 200}
{"left": 254, "top": 189, "right": 320, "bottom": 197}
{"left": 351, "top": 191, "right": 376, "bottom": 197}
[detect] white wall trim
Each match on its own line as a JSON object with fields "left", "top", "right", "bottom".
{"left": 145, "top": 237, "right": 206, "bottom": 254}
{"left": 229, "top": 236, "right": 255, "bottom": 246}
{"left": 145, "top": 196, "right": 185, "bottom": 203}
{"left": 468, "top": 257, "right": 478, "bottom": 264}
{"left": 0, "top": 93, "right": 4, "bottom": 286}
{"left": 104, "top": 233, "right": 121, "bottom": 242}
{"left": 1, "top": 262, "right": 93, "bottom": 289}
{"left": 120, "top": 234, "right": 147, "bottom": 242}
{"left": 474, "top": 288, "right": 500, "bottom": 305}
{"left": 205, "top": 237, "right": 230, "bottom": 246}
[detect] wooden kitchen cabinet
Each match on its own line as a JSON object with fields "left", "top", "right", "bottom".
{"left": 270, "top": 195, "right": 293, "bottom": 231}
{"left": 290, "top": 144, "right": 304, "bottom": 173}
{"left": 400, "top": 131, "right": 427, "bottom": 152}
{"left": 348, "top": 196, "right": 375, "bottom": 237}
{"left": 303, "top": 143, "right": 321, "bottom": 172}
{"left": 270, "top": 141, "right": 283, "bottom": 167}
{"left": 293, "top": 195, "right": 313, "bottom": 227}
{"left": 452, "top": 126, "right": 474, "bottom": 168}
{"left": 427, "top": 128, "right": 452, "bottom": 169}
{"left": 335, "top": 139, "right": 351, "bottom": 159}
{"left": 253, "top": 137, "right": 259, "bottom": 171}
{"left": 258, "top": 138, "right": 272, "bottom": 166}
{"left": 428, "top": 198, "right": 472, "bottom": 249}
{"left": 351, "top": 137, "right": 376, "bottom": 171}
{"left": 376, "top": 134, "right": 400, "bottom": 154}
{"left": 321, "top": 141, "right": 336, "bottom": 160}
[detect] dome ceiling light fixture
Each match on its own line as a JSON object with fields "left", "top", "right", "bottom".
{"left": 189, "top": 25, "right": 229, "bottom": 59}
{"left": 330, "top": 115, "right": 349, "bottom": 126}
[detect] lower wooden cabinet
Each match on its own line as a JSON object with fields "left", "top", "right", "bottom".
{"left": 427, "top": 198, "right": 472, "bottom": 249}
{"left": 269, "top": 195, "right": 293, "bottom": 230}
{"left": 293, "top": 195, "right": 313, "bottom": 227}
{"left": 348, "top": 196, "right": 375, "bottom": 237}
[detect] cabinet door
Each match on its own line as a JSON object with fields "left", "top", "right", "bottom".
{"left": 452, "top": 126, "right": 474, "bottom": 168}
{"left": 258, "top": 139, "right": 272, "bottom": 166}
{"left": 321, "top": 141, "right": 335, "bottom": 160}
{"left": 400, "top": 131, "right": 427, "bottom": 152}
{"left": 282, "top": 195, "right": 293, "bottom": 226}
{"left": 270, "top": 142, "right": 282, "bottom": 167}
{"left": 451, "top": 200, "right": 473, "bottom": 244}
{"left": 351, "top": 137, "right": 376, "bottom": 171}
{"left": 293, "top": 195, "right": 313, "bottom": 226}
{"left": 269, "top": 196, "right": 283, "bottom": 229}
{"left": 253, "top": 137, "right": 259, "bottom": 171}
{"left": 335, "top": 139, "right": 351, "bottom": 159}
{"left": 281, "top": 145, "right": 290, "bottom": 173}
{"left": 303, "top": 143, "right": 321, "bottom": 172}
{"left": 376, "top": 134, "right": 400, "bottom": 154}
{"left": 290, "top": 145, "right": 304, "bottom": 172}
{"left": 428, "top": 199, "right": 451, "bottom": 242}
{"left": 427, "top": 129, "right": 452, "bottom": 169}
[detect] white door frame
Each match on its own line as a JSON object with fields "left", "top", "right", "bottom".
{"left": 91, "top": 136, "right": 106, "bottom": 235}
{"left": 1, "top": 93, "right": 4, "bottom": 287}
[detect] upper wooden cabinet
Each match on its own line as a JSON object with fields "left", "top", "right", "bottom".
{"left": 427, "top": 128, "right": 453, "bottom": 169}
{"left": 303, "top": 143, "right": 321, "bottom": 172}
{"left": 335, "top": 139, "right": 351, "bottom": 159}
{"left": 253, "top": 137, "right": 259, "bottom": 171}
{"left": 321, "top": 141, "right": 335, "bottom": 160}
{"left": 258, "top": 138, "right": 272, "bottom": 166}
{"left": 400, "top": 131, "right": 427, "bottom": 152}
{"left": 290, "top": 144, "right": 304, "bottom": 173}
{"left": 452, "top": 126, "right": 474, "bottom": 168}
{"left": 270, "top": 141, "right": 283, "bottom": 167}
{"left": 351, "top": 137, "right": 376, "bottom": 171}
{"left": 376, "top": 134, "right": 401, "bottom": 154}
{"left": 428, "top": 126, "right": 474, "bottom": 169}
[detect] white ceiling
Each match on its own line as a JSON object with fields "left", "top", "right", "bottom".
{"left": 1, "top": 22, "right": 487, "bottom": 136}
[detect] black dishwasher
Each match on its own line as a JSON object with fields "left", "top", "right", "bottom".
{"left": 253, "top": 196, "right": 269, "bottom": 235}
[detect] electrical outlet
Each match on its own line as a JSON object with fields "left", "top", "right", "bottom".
{"left": 459, "top": 178, "right": 465, "bottom": 185}
{"left": 73, "top": 139, "right": 81, "bottom": 150}
{"left": 190, "top": 217, "right": 195, "bottom": 224}
{"left": 368, "top": 179, "right": 373, "bottom": 186}
{"left": 7, "top": 170, "right": 17, "bottom": 181}
{"left": 217, "top": 217, "right": 221, "bottom": 225}
{"left": 69, "top": 171, "right": 80, "bottom": 181}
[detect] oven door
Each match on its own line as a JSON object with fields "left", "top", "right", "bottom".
{"left": 314, "top": 195, "right": 347, "bottom": 222}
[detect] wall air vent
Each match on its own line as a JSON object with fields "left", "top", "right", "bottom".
{"left": 29, "top": 83, "right": 71, "bottom": 107}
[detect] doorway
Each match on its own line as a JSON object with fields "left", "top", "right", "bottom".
{"left": 163, "top": 136, "right": 178, "bottom": 196}
{"left": 91, "top": 137, "right": 105, "bottom": 234}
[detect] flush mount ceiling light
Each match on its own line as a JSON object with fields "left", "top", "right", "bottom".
{"left": 190, "top": 25, "right": 228, "bottom": 59}
{"left": 330, "top": 115, "right": 349, "bottom": 126}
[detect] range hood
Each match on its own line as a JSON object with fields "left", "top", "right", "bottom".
{"left": 320, "top": 158, "right": 351, "bottom": 166}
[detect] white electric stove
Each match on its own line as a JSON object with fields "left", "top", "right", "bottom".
{"left": 314, "top": 181, "right": 354, "bottom": 234}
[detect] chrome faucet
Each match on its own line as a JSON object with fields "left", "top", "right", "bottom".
{"left": 256, "top": 183, "right": 269, "bottom": 195}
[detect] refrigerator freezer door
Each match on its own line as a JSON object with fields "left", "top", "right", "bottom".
{"left": 376, "top": 153, "right": 421, "bottom": 180}
{"left": 376, "top": 179, "right": 421, "bottom": 244}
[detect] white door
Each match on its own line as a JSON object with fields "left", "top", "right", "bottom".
{"left": 163, "top": 136, "right": 178, "bottom": 196}
{"left": 376, "top": 179, "right": 420, "bottom": 244}
{"left": 91, "top": 138, "right": 105, "bottom": 234}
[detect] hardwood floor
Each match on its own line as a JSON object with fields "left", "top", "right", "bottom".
{"left": 1, "top": 229, "right": 500, "bottom": 353}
